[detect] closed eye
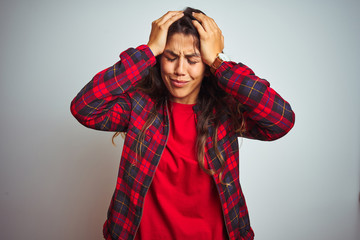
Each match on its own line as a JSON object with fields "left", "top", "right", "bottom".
{"left": 187, "top": 59, "right": 198, "bottom": 65}
{"left": 166, "top": 57, "right": 176, "bottom": 62}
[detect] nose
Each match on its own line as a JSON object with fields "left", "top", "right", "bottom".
{"left": 174, "top": 57, "right": 186, "bottom": 76}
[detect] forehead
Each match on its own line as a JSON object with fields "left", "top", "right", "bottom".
{"left": 165, "top": 33, "right": 200, "bottom": 55}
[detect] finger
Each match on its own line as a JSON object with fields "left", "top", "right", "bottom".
{"left": 193, "top": 12, "right": 219, "bottom": 32}
{"left": 192, "top": 19, "right": 206, "bottom": 37}
{"left": 192, "top": 13, "right": 212, "bottom": 29}
{"left": 157, "top": 11, "right": 183, "bottom": 25}
{"left": 162, "top": 11, "right": 184, "bottom": 28}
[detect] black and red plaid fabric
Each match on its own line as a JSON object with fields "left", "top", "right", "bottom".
{"left": 71, "top": 45, "right": 295, "bottom": 240}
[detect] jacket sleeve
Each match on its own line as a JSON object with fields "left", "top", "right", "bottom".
{"left": 70, "top": 45, "right": 156, "bottom": 132}
{"left": 214, "top": 61, "right": 295, "bottom": 141}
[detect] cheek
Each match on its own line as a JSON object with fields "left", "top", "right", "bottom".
{"left": 189, "top": 64, "right": 206, "bottom": 79}
{"left": 160, "top": 63, "right": 172, "bottom": 88}
{"left": 160, "top": 59, "right": 172, "bottom": 76}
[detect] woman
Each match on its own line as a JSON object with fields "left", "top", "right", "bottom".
{"left": 71, "top": 7, "right": 295, "bottom": 240}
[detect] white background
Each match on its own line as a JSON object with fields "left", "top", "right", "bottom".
{"left": 0, "top": 0, "right": 359, "bottom": 239}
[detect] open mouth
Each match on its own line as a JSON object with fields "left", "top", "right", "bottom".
{"left": 170, "top": 79, "right": 189, "bottom": 88}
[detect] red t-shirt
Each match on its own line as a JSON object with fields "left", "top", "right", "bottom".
{"left": 135, "top": 101, "right": 228, "bottom": 240}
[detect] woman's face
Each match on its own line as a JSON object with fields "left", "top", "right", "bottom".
{"left": 160, "top": 33, "right": 206, "bottom": 104}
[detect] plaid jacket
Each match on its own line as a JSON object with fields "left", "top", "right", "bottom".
{"left": 71, "top": 45, "right": 295, "bottom": 240}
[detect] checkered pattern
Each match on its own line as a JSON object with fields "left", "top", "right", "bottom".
{"left": 71, "top": 45, "right": 295, "bottom": 240}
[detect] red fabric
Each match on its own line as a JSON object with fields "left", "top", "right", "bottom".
{"left": 71, "top": 45, "right": 295, "bottom": 239}
{"left": 135, "top": 101, "right": 228, "bottom": 240}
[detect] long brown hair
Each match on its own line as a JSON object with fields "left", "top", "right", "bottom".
{"left": 113, "top": 7, "right": 246, "bottom": 184}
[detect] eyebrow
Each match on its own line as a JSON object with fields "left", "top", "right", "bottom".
{"left": 164, "top": 50, "right": 201, "bottom": 58}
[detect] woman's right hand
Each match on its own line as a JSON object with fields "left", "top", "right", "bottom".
{"left": 147, "top": 11, "right": 184, "bottom": 57}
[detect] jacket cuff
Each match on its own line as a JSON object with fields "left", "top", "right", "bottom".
{"left": 137, "top": 44, "right": 157, "bottom": 67}
{"left": 214, "top": 61, "right": 236, "bottom": 78}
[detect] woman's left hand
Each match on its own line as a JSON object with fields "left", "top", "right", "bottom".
{"left": 192, "top": 12, "right": 224, "bottom": 66}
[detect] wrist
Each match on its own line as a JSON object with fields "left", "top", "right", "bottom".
{"left": 147, "top": 44, "right": 160, "bottom": 57}
{"left": 205, "top": 53, "right": 218, "bottom": 66}
{"left": 210, "top": 53, "right": 229, "bottom": 74}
